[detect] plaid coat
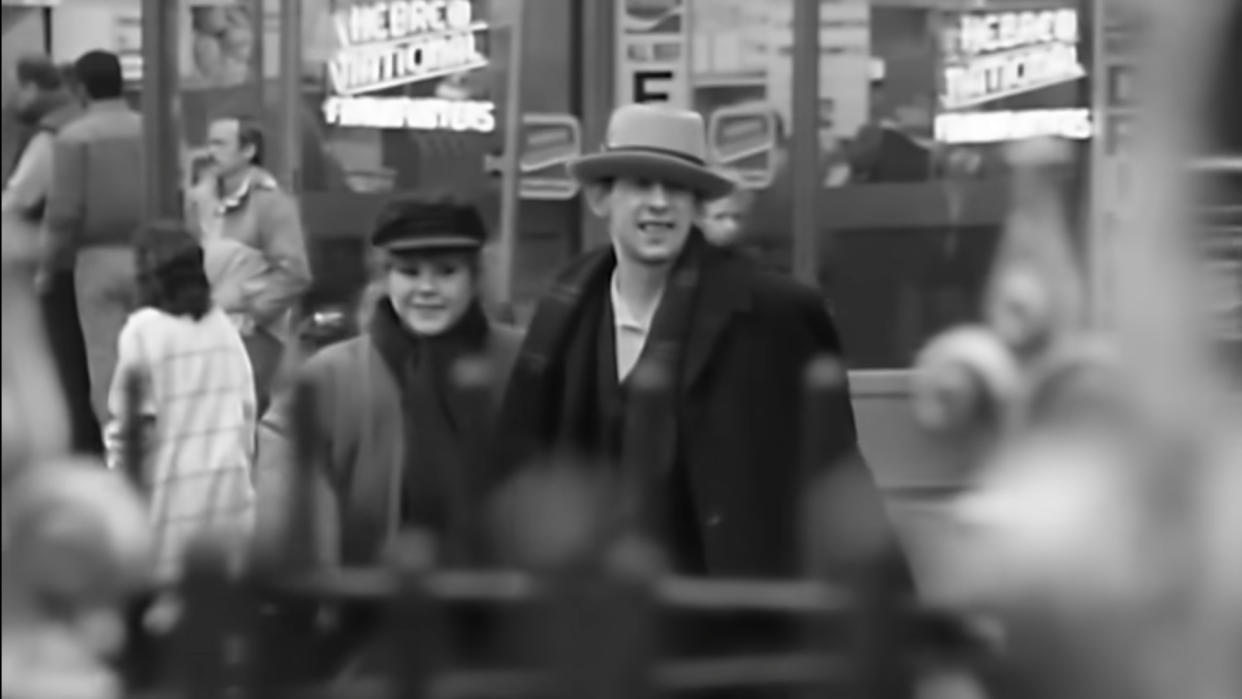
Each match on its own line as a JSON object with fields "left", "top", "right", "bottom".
{"left": 104, "top": 307, "right": 257, "bottom": 583}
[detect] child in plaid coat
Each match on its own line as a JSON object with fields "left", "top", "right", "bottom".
{"left": 103, "top": 221, "right": 256, "bottom": 583}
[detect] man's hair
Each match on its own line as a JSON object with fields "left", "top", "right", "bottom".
{"left": 73, "top": 50, "right": 124, "bottom": 100}
{"left": 15, "top": 55, "right": 62, "bottom": 91}
{"left": 134, "top": 220, "right": 213, "bottom": 321}
{"left": 212, "top": 113, "right": 265, "bottom": 166}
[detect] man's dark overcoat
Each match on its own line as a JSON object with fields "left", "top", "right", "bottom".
{"left": 492, "top": 231, "right": 887, "bottom": 578}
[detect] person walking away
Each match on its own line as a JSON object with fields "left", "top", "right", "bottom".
{"left": 103, "top": 220, "right": 257, "bottom": 581}
{"left": 491, "top": 104, "right": 907, "bottom": 678}
{"left": 43, "top": 50, "right": 145, "bottom": 427}
{"left": 1, "top": 55, "right": 100, "bottom": 456}
{"left": 102, "top": 221, "right": 256, "bottom": 687}
{"left": 186, "top": 114, "right": 311, "bottom": 413}
{"left": 252, "top": 194, "right": 523, "bottom": 678}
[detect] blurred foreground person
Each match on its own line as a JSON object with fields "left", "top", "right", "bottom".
{"left": 43, "top": 50, "right": 145, "bottom": 424}
{"left": 104, "top": 221, "right": 257, "bottom": 584}
{"left": 3, "top": 174, "right": 150, "bottom": 699}
{"left": 0, "top": 54, "right": 99, "bottom": 456}
{"left": 698, "top": 168, "right": 752, "bottom": 249}
{"left": 2, "top": 458, "right": 153, "bottom": 699}
{"left": 187, "top": 114, "right": 311, "bottom": 413}
{"left": 493, "top": 102, "right": 893, "bottom": 581}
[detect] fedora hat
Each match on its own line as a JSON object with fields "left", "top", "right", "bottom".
{"left": 568, "top": 103, "right": 735, "bottom": 200}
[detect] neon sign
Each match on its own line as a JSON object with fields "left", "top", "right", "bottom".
{"left": 941, "top": 8, "right": 1086, "bottom": 111}
{"left": 934, "top": 108, "right": 1093, "bottom": 144}
{"left": 330, "top": 0, "right": 489, "bottom": 95}
{"left": 325, "top": 0, "right": 494, "bottom": 132}
{"left": 323, "top": 96, "right": 495, "bottom": 131}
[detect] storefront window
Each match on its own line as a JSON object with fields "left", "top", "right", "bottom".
{"left": 49, "top": 0, "right": 280, "bottom": 192}
{"left": 680, "top": 0, "right": 1092, "bottom": 369}
{"left": 299, "top": 0, "right": 580, "bottom": 314}
{"left": 299, "top": 0, "right": 502, "bottom": 197}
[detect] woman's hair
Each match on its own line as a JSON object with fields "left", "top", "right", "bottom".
{"left": 134, "top": 220, "right": 213, "bottom": 321}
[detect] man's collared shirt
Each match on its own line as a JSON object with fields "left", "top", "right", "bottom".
{"left": 610, "top": 270, "right": 664, "bottom": 381}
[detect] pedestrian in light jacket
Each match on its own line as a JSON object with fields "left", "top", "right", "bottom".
{"left": 187, "top": 113, "right": 311, "bottom": 412}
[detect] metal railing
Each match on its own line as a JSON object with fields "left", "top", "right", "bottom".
{"left": 113, "top": 357, "right": 989, "bottom": 698}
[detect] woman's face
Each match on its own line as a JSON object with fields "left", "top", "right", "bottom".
{"left": 385, "top": 251, "right": 476, "bottom": 336}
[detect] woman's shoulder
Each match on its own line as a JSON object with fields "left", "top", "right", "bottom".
{"left": 121, "top": 307, "right": 167, "bottom": 334}
{"left": 298, "top": 335, "right": 377, "bottom": 380}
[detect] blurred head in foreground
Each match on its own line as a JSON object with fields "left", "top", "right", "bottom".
{"left": 699, "top": 168, "right": 752, "bottom": 248}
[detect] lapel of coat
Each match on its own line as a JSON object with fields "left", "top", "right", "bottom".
{"left": 362, "top": 342, "right": 407, "bottom": 541}
{"left": 492, "top": 248, "right": 615, "bottom": 474}
{"left": 515, "top": 247, "right": 616, "bottom": 376}
{"left": 680, "top": 249, "right": 754, "bottom": 393}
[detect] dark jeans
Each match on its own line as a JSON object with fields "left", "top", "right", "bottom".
{"left": 39, "top": 269, "right": 103, "bottom": 456}
{"left": 242, "top": 329, "right": 284, "bottom": 416}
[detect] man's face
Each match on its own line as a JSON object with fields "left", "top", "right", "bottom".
{"left": 206, "top": 118, "right": 252, "bottom": 177}
{"left": 590, "top": 176, "right": 697, "bottom": 265}
{"left": 700, "top": 194, "right": 748, "bottom": 247}
{"left": 384, "top": 251, "right": 476, "bottom": 336}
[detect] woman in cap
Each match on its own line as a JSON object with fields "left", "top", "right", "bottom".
{"left": 255, "top": 193, "right": 525, "bottom": 568}
{"left": 252, "top": 192, "right": 522, "bottom": 677}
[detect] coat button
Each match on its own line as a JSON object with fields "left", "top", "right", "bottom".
{"left": 705, "top": 513, "right": 723, "bottom": 527}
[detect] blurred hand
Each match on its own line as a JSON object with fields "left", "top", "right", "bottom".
{"left": 32, "top": 267, "right": 52, "bottom": 295}
{"left": 1, "top": 623, "right": 122, "bottom": 699}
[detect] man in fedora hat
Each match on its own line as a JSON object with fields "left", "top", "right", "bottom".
{"left": 492, "top": 104, "right": 898, "bottom": 585}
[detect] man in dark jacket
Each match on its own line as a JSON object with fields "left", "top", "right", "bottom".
{"left": 493, "top": 103, "right": 895, "bottom": 582}
{"left": 1, "top": 54, "right": 99, "bottom": 455}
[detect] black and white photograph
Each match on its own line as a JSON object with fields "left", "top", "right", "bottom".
{"left": 2, "top": 1, "right": 1239, "bottom": 698}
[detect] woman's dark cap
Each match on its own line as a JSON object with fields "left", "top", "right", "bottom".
{"left": 370, "top": 193, "right": 487, "bottom": 254}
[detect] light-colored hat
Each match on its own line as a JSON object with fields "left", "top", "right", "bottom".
{"left": 568, "top": 103, "right": 735, "bottom": 200}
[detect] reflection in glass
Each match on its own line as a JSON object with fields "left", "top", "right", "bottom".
{"left": 299, "top": 0, "right": 499, "bottom": 196}
{"left": 681, "top": 1, "right": 1093, "bottom": 369}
